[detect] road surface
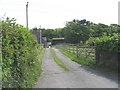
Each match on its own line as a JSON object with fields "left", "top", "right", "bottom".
{"left": 35, "top": 48, "right": 118, "bottom": 88}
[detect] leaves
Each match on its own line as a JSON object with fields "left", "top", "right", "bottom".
{"left": 86, "top": 33, "right": 119, "bottom": 53}
{"left": 2, "top": 18, "right": 42, "bottom": 88}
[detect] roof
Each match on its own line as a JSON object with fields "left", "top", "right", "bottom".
{"left": 52, "top": 38, "right": 64, "bottom": 40}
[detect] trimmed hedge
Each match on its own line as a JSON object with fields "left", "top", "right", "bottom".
{"left": 2, "top": 18, "right": 42, "bottom": 88}
{"left": 86, "top": 33, "right": 119, "bottom": 69}
{"left": 86, "top": 34, "right": 119, "bottom": 53}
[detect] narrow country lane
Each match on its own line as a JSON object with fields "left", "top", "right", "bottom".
{"left": 35, "top": 48, "right": 118, "bottom": 88}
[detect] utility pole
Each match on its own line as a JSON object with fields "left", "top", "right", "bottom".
{"left": 39, "top": 25, "right": 42, "bottom": 44}
{"left": 26, "top": 2, "right": 29, "bottom": 30}
{"left": 118, "top": 1, "right": 120, "bottom": 25}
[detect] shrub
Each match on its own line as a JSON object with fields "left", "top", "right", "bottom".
{"left": 2, "top": 18, "right": 42, "bottom": 88}
{"left": 86, "top": 34, "right": 119, "bottom": 53}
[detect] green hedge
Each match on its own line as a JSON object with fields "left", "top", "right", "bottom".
{"left": 2, "top": 18, "right": 42, "bottom": 88}
{"left": 86, "top": 34, "right": 119, "bottom": 53}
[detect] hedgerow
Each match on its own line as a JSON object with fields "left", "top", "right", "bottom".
{"left": 86, "top": 34, "right": 119, "bottom": 53}
{"left": 2, "top": 18, "right": 42, "bottom": 88}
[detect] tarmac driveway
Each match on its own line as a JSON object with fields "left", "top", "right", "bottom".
{"left": 35, "top": 48, "right": 118, "bottom": 88}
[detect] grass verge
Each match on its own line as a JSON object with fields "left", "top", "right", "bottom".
{"left": 59, "top": 48, "right": 118, "bottom": 73}
{"left": 31, "top": 48, "right": 46, "bottom": 87}
{"left": 39, "top": 48, "right": 46, "bottom": 65}
{"left": 37, "top": 48, "right": 46, "bottom": 77}
{"left": 59, "top": 49, "right": 95, "bottom": 67}
{"left": 51, "top": 48, "right": 69, "bottom": 71}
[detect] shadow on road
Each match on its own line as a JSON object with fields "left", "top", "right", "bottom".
{"left": 79, "top": 65, "right": 118, "bottom": 84}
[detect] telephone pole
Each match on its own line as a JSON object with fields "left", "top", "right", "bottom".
{"left": 118, "top": 1, "right": 120, "bottom": 25}
{"left": 26, "top": 2, "right": 29, "bottom": 30}
{"left": 39, "top": 25, "right": 42, "bottom": 44}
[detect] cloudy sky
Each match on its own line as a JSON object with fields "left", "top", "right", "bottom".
{"left": 0, "top": 0, "right": 119, "bottom": 29}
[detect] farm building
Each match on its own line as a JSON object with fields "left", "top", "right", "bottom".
{"left": 52, "top": 38, "right": 65, "bottom": 45}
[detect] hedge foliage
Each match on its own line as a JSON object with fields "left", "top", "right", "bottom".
{"left": 86, "top": 33, "right": 119, "bottom": 53}
{"left": 86, "top": 24, "right": 120, "bottom": 53}
{"left": 2, "top": 18, "right": 42, "bottom": 88}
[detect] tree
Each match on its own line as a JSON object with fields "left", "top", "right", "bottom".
{"left": 63, "top": 19, "right": 92, "bottom": 44}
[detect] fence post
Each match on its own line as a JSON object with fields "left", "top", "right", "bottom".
{"left": 71, "top": 45, "right": 74, "bottom": 54}
{"left": 73, "top": 45, "right": 75, "bottom": 54}
{"left": 76, "top": 44, "right": 79, "bottom": 57}
{"left": 85, "top": 47, "right": 88, "bottom": 58}
{"left": 95, "top": 46, "right": 100, "bottom": 64}
{"left": 68, "top": 44, "right": 70, "bottom": 52}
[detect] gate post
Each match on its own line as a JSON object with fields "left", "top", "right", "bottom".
{"left": 95, "top": 46, "right": 100, "bottom": 64}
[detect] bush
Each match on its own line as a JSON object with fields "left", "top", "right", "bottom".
{"left": 86, "top": 33, "right": 119, "bottom": 69}
{"left": 2, "top": 18, "right": 42, "bottom": 88}
{"left": 86, "top": 34, "right": 119, "bottom": 53}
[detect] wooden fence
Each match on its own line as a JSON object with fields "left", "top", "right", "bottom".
{"left": 67, "top": 44, "right": 95, "bottom": 60}
{"left": 55, "top": 44, "right": 118, "bottom": 69}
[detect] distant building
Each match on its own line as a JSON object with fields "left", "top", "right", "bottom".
{"left": 52, "top": 38, "right": 65, "bottom": 45}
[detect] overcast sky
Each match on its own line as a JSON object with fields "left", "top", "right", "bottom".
{"left": 0, "top": 0, "right": 119, "bottom": 29}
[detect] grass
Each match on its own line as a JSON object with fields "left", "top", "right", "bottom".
{"left": 59, "top": 48, "right": 118, "bottom": 73}
{"left": 39, "top": 48, "right": 46, "bottom": 65}
{"left": 34, "top": 48, "right": 46, "bottom": 79}
{"left": 35, "top": 48, "right": 46, "bottom": 77}
{"left": 59, "top": 49, "right": 95, "bottom": 67}
{"left": 29, "top": 48, "right": 46, "bottom": 87}
{"left": 51, "top": 48, "right": 69, "bottom": 71}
